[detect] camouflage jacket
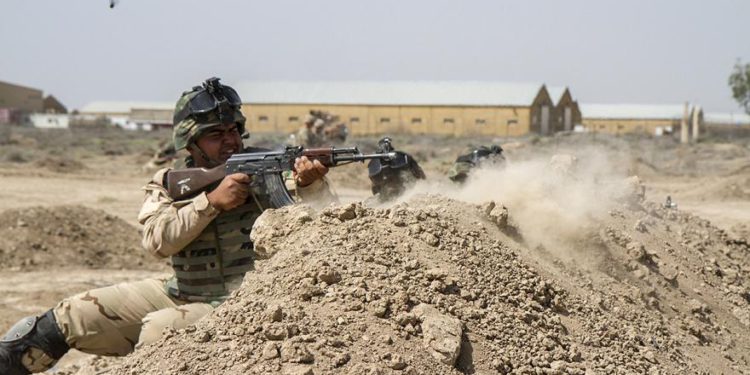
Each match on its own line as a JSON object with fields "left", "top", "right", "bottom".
{"left": 138, "top": 164, "right": 336, "bottom": 259}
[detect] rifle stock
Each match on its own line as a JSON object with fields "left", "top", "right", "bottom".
{"left": 166, "top": 165, "right": 226, "bottom": 201}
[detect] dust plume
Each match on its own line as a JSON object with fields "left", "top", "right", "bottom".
{"left": 397, "top": 147, "right": 636, "bottom": 258}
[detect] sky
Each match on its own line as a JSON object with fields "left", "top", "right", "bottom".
{"left": 1, "top": 0, "right": 748, "bottom": 112}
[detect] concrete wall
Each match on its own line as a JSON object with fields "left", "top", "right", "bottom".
{"left": 582, "top": 118, "right": 680, "bottom": 135}
{"left": 242, "top": 104, "right": 533, "bottom": 137}
{"left": 130, "top": 108, "right": 173, "bottom": 124}
{"left": 0, "top": 81, "right": 43, "bottom": 112}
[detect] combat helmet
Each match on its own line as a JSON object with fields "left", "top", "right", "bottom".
{"left": 172, "top": 77, "right": 247, "bottom": 151}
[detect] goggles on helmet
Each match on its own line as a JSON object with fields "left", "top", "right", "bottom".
{"left": 174, "top": 77, "right": 243, "bottom": 125}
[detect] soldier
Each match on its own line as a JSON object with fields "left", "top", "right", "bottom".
{"left": 448, "top": 145, "right": 505, "bottom": 183}
{"left": 295, "top": 113, "right": 324, "bottom": 147}
{"left": 141, "top": 139, "right": 178, "bottom": 172}
{"left": 0, "top": 77, "right": 334, "bottom": 375}
{"left": 367, "top": 137, "right": 426, "bottom": 202}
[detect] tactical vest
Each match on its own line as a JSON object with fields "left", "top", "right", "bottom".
{"left": 168, "top": 201, "right": 264, "bottom": 302}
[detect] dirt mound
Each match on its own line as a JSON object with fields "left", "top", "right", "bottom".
{"left": 88, "top": 188, "right": 750, "bottom": 374}
{"left": 35, "top": 156, "right": 87, "bottom": 173}
{"left": 0, "top": 205, "right": 165, "bottom": 271}
{"left": 690, "top": 172, "right": 750, "bottom": 201}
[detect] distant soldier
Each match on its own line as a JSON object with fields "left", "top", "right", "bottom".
{"left": 141, "top": 139, "right": 178, "bottom": 172}
{"left": 294, "top": 111, "right": 348, "bottom": 147}
{"left": 296, "top": 113, "right": 324, "bottom": 147}
{"left": 448, "top": 145, "right": 505, "bottom": 183}
{"left": 367, "top": 137, "right": 426, "bottom": 202}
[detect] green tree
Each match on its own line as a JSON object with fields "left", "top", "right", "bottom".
{"left": 729, "top": 60, "right": 750, "bottom": 115}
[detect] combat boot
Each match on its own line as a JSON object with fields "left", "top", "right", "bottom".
{"left": 0, "top": 310, "right": 69, "bottom": 375}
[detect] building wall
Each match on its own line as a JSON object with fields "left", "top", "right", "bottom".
{"left": 528, "top": 87, "right": 555, "bottom": 136}
{"left": 553, "top": 91, "right": 581, "bottom": 132}
{"left": 242, "top": 104, "right": 533, "bottom": 137}
{"left": 582, "top": 118, "right": 680, "bottom": 135}
{"left": 0, "top": 81, "right": 43, "bottom": 112}
{"left": 130, "top": 108, "right": 172, "bottom": 124}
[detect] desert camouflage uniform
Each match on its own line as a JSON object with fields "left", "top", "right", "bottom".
{"left": 296, "top": 125, "right": 324, "bottom": 147}
{"left": 50, "top": 158, "right": 336, "bottom": 357}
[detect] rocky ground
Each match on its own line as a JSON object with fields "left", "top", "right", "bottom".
{"left": 0, "top": 205, "right": 166, "bottom": 271}
{"left": 0, "top": 127, "right": 748, "bottom": 374}
{"left": 56, "top": 154, "right": 750, "bottom": 374}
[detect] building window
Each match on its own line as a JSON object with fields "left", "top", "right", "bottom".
{"left": 411, "top": 117, "right": 422, "bottom": 124}
{"left": 258, "top": 115, "right": 269, "bottom": 123}
{"left": 443, "top": 118, "right": 455, "bottom": 124}
{"left": 289, "top": 116, "right": 299, "bottom": 122}
{"left": 475, "top": 118, "right": 486, "bottom": 125}
{"left": 350, "top": 117, "right": 360, "bottom": 123}
{"left": 380, "top": 117, "right": 391, "bottom": 123}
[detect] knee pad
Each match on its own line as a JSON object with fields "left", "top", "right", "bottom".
{"left": 0, "top": 310, "right": 69, "bottom": 375}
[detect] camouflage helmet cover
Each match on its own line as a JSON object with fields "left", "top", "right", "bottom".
{"left": 172, "top": 83, "right": 247, "bottom": 151}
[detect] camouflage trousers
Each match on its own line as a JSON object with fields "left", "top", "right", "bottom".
{"left": 52, "top": 278, "right": 214, "bottom": 356}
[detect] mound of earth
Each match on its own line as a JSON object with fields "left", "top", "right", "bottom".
{"left": 35, "top": 156, "right": 87, "bottom": 173}
{"left": 0, "top": 205, "right": 165, "bottom": 271}
{"left": 86, "top": 190, "right": 749, "bottom": 374}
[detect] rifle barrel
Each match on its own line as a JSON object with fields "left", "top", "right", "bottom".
{"left": 334, "top": 152, "right": 397, "bottom": 163}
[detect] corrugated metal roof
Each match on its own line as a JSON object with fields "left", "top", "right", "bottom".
{"left": 704, "top": 112, "right": 750, "bottom": 125}
{"left": 581, "top": 103, "right": 688, "bottom": 120}
{"left": 79, "top": 101, "right": 173, "bottom": 114}
{"left": 234, "top": 81, "right": 544, "bottom": 107}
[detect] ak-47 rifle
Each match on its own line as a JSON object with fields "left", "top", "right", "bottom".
{"left": 166, "top": 145, "right": 396, "bottom": 208}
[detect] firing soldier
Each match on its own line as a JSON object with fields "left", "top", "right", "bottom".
{"left": 448, "top": 145, "right": 506, "bottom": 183}
{"left": 367, "top": 137, "right": 426, "bottom": 202}
{"left": 295, "top": 113, "right": 325, "bottom": 147}
{"left": 0, "top": 78, "right": 335, "bottom": 375}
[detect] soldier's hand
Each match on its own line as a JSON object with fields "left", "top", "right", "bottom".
{"left": 206, "top": 173, "right": 250, "bottom": 211}
{"left": 293, "top": 156, "right": 329, "bottom": 187}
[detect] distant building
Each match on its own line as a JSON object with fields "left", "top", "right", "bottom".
{"left": 43, "top": 95, "right": 68, "bottom": 114}
{"left": 77, "top": 101, "right": 173, "bottom": 130}
{"left": 704, "top": 112, "right": 750, "bottom": 127}
{"left": 547, "top": 86, "right": 581, "bottom": 133}
{"left": 0, "top": 80, "right": 44, "bottom": 112}
{"left": 235, "top": 81, "right": 557, "bottom": 137}
{"left": 580, "top": 104, "right": 692, "bottom": 135}
{"left": 29, "top": 113, "right": 69, "bottom": 129}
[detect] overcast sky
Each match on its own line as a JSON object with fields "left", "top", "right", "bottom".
{"left": 1, "top": 0, "right": 748, "bottom": 112}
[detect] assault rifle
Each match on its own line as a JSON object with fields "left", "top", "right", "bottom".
{"left": 166, "top": 146, "right": 397, "bottom": 207}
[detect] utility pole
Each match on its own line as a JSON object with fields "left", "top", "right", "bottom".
{"left": 691, "top": 105, "right": 701, "bottom": 142}
{"left": 680, "top": 102, "right": 690, "bottom": 144}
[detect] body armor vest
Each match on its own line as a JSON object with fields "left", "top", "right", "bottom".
{"left": 168, "top": 200, "right": 264, "bottom": 301}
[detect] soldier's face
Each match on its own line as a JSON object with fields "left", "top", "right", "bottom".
{"left": 193, "top": 123, "right": 243, "bottom": 165}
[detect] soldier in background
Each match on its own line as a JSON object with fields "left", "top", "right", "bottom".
{"left": 448, "top": 145, "right": 505, "bottom": 183}
{"left": 141, "top": 139, "right": 178, "bottom": 172}
{"left": 294, "top": 110, "right": 348, "bottom": 147}
{"left": 295, "top": 114, "right": 324, "bottom": 147}
{"left": 367, "top": 137, "right": 426, "bottom": 202}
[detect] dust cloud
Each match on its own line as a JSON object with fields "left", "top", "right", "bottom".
{"left": 396, "top": 147, "right": 634, "bottom": 258}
